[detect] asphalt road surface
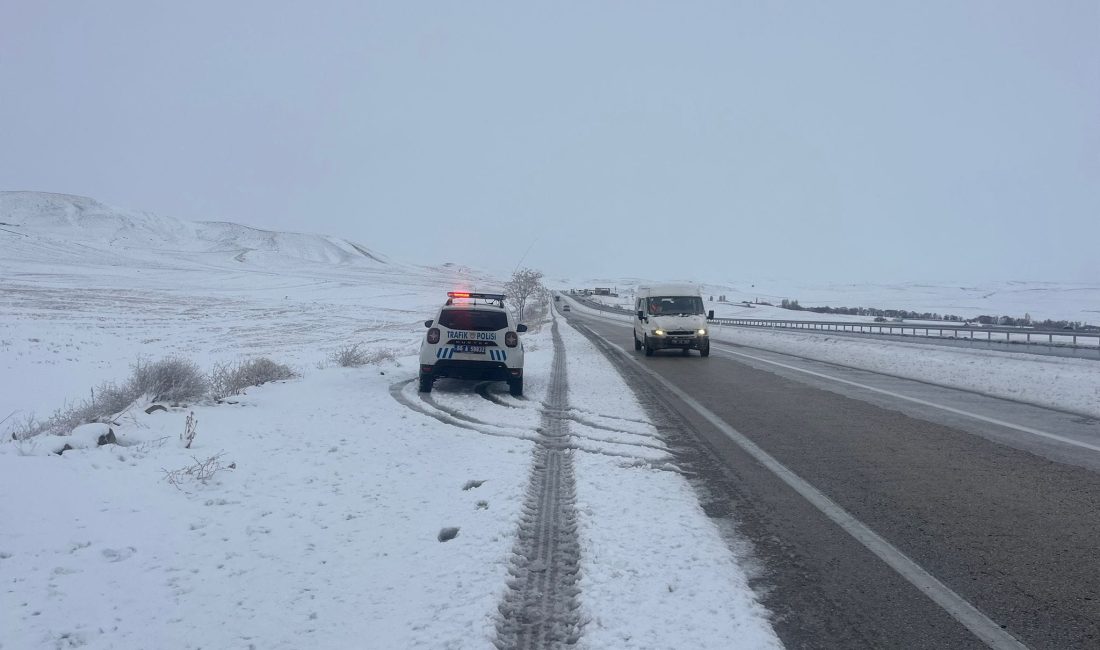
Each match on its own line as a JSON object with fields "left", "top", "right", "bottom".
{"left": 564, "top": 307, "right": 1100, "bottom": 650}
{"left": 569, "top": 296, "right": 1100, "bottom": 361}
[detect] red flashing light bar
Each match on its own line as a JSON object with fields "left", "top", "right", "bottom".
{"left": 448, "top": 291, "right": 505, "bottom": 300}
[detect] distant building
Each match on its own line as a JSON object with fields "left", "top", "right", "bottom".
{"left": 594, "top": 287, "right": 611, "bottom": 295}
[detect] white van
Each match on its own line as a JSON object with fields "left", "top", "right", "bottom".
{"left": 633, "top": 284, "right": 713, "bottom": 357}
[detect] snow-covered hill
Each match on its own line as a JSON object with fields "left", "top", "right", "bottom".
{"left": 0, "top": 191, "right": 394, "bottom": 268}
{"left": 0, "top": 192, "right": 494, "bottom": 423}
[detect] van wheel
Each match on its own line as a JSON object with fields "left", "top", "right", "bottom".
{"left": 682, "top": 348, "right": 690, "bottom": 356}
{"left": 634, "top": 334, "right": 642, "bottom": 351}
{"left": 644, "top": 336, "right": 654, "bottom": 357}
{"left": 700, "top": 341, "right": 710, "bottom": 357}
{"left": 508, "top": 378, "right": 524, "bottom": 397}
{"left": 418, "top": 375, "right": 434, "bottom": 393}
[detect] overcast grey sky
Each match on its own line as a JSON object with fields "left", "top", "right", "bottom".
{"left": 2, "top": 1, "right": 1097, "bottom": 283}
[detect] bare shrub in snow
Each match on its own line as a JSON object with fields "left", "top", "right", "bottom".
{"left": 209, "top": 358, "right": 295, "bottom": 400}
{"left": 181, "top": 411, "right": 197, "bottom": 449}
{"left": 9, "top": 356, "right": 210, "bottom": 440}
{"left": 8, "top": 412, "right": 41, "bottom": 441}
{"left": 89, "top": 380, "right": 144, "bottom": 421}
{"left": 330, "top": 343, "right": 369, "bottom": 367}
{"left": 11, "top": 354, "right": 289, "bottom": 440}
{"left": 131, "top": 357, "right": 208, "bottom": 403}
{"left": 130, "top": 436, "right": 169, "bottom": 457}
{"left": 329, "top": 343, "right": 398, "bottom": 367}
{"left": 162, "top": 453, "right": 229, "bottom": 489}
{"left": 12, "top": 379, "right": 141, "bottom": 440}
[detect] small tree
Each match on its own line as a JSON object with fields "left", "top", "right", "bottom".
{"left": 505, "top": 268, "right": 547, "bottom": 322}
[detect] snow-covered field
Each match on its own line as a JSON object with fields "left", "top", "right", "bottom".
{"left": 559, "top": 277, "right": 1100, "bottom": 326}
{"left": 9, "top": 190, "right": 1093, "bottom": 648}
{"left": 0, "top": 192, "right": 489, "bottom": 425}
{"left": 1, "top": 193, "right": 778, "bottom": 648}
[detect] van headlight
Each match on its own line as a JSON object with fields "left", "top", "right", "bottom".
{"left": 654, "top": 329, "right": 665, "bottom": 336}
{"left": 698, "top": 329, "right": 707, "bottom": 336}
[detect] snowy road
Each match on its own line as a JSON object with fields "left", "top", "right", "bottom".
{"left": 565, "top": 306, "right": 1100, "bottom": 649}
{"left": 8, "top": 192, "right": 1097, "bottom": 648}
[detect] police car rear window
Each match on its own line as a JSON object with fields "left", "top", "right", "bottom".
{"left": 438, "top": 309, "right": 508, "bottom": 331}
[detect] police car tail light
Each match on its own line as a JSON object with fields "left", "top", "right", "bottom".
{"left": 427, "top": 327, "right": 440, "bottom": 344}
{"left": 505, "top": 331, "right": 518, "bottom": 348}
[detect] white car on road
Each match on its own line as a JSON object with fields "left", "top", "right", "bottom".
{"left": 418, "top": 292, "right": 527, "bottom": 395}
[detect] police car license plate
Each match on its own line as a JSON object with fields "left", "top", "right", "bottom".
{"left": 671, "top": 338, "right": 692, "bottom": 345}
{"left": 454, "top": 344, "right": 486, "bottom": 354}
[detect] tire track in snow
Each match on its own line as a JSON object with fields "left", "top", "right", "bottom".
{"left": 390, "top": 379, "right": 675, "bottom": 464}
{"left": 477, "top": 382, "right": 666, "bottom": 442}
{"left": 388, "top": 380, "right": 542, "bottom": 444}
{"left": 495, "top": 317, "right": 583, "bottom": 649}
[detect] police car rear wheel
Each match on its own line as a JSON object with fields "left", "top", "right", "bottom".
{"left": 508, "top": 378, "right": 523, "bottom": 397}
{"left": 418, "top": 376, "right": 433, "bottom": 393}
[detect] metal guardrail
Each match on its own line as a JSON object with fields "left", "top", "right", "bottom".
{"left": 563, "top": 294, "right": 1100, "bottom": 352}
{"left": 568, "top": 296, "right": 632, "bottom": 315}
{"left": 710, "top": 318, "right": 1100, "bottom": 348}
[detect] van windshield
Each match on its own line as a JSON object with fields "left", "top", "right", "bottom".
{"left": 647, "top": 296, "right": 704, "bottom": 316}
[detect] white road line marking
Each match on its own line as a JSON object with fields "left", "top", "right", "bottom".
{"left": 590, "top": 334, "right": 1029, "bottom": 650}
{"left": 713, "top": 346, "right": 1100, "bottom": 453}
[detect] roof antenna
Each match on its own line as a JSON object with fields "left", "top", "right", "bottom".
{"left": 511, "top": 237, "right": 538, "bottom": 276}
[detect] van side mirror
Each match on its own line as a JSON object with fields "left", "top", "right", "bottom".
{"left": 516, "top": 324, "right": 528, "bottom": 333}
{"left": 424, "top": 319, "right": 433, "bottom": 328}
{"left": 637, "top": 310, "right": 645, "bottom": 321}
{"left": 707, "top": 310, "right": 714, "bottom": 320}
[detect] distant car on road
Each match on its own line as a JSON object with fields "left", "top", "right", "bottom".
{"left": 562, "top": 304, "right": 571, "bottom": 312}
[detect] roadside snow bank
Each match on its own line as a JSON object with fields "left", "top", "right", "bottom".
{"left": 0, "top": 355, "right": 540, "bottom": 648}
{"left": 556, "top": 314, "right": 781, "bottom": 649}
{"left": 711, "top": 326, "right": 1100, "bottom": 418}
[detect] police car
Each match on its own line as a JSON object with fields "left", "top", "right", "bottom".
{"left": 419, "top": 292, "right": 527, "bottom": 396}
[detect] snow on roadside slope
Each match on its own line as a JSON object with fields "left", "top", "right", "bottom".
{"left": 555, "top": 313, "right": 781, "bottom": 649}
{"left": 0, "top": 347, "right": 545, "bottom": 648}
{"left": 0, "top": 308, "right": 783, "bottom": 649}
{"left": 561, "top": 296, "right": 1100, "bottom": 419}
{"left": 712, "top": 327, "right": 1100, "bottom": 418}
